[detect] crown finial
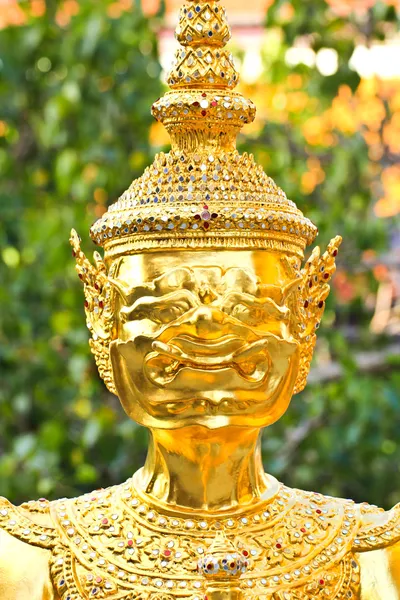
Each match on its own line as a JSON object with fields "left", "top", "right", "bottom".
{"left": 167, "top": 0, "right": 238, "bottom": 90}
{"left": 88, "top": 0, "right": 318, "bottom": 262}
{"left": 151, "top": 0, "right": 255, "bottom": 153}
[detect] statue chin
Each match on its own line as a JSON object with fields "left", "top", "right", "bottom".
{"left": 109, "top": 335, "right": 300, "bottom": 430}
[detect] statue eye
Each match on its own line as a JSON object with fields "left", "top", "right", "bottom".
{"left": 231, "top": 304, "right": 251, "bottom": 318}
{"left": 231, "top": 303, "right": 262, "bottom": 326}
{"left": 150, "top": 300, "right": 192, "bottom": 324}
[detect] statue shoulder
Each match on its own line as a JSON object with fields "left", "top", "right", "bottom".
{"left": 0, "top": 494, "right": 57, "bottom": 547}
{"left": 287, "top": 488, "right": 400, "bottom": 596}
{"left": 352, "top": 502, "right": 400, "bottom": 597}
{"left": 0, "top": 482, "right": 122, "bottom": 549}
{"left": 0, "top": 484, "right": 120, "bottom": 600}
{"left": 0, "top": 496, "right": 57, "bottom": 600}
{"left": 288, "top": 487, "right": 400, "bottom": 552}
{"left": 352, "top": 500, "right": 400, "bottom": 551}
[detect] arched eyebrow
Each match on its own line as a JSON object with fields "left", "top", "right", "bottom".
{"left": 220, "top": 291, "right": 290, "bottom": 320}
{"left": 220, "top": 268, "right": 299, "bottom": 303}
{"left": 258, "top": 279, "right": 300, "bottom": 304}
{"left": 109, "top": 267, "right": 196, "bottom": 304}
{"left": 219, "top": 279, "right": 300, "bottom": 322}
{"left": 120, "top": 288, "right": 199, "bottom": 322}
{"left": 221, "top": 267, "right": 259, "bottom": 294}
{"left": 154, "top": 267, "right": 196, "bottom": 295}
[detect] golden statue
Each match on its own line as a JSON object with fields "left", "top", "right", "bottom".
{"left": 1, "top": 2, "right": 399, "bottom": 599}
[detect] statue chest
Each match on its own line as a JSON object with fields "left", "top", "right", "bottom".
{"left": 48, "top": 484, "right": 361, "bottom": 600}
{"left": 3, "top": 484, "right": 400, "bottom": 600}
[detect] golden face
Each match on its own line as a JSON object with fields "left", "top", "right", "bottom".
{"left": 108, "top": 250, "right": 301, "bottom": 430}
{"left": 71, "top": 229, "right": 340, "bottom": 430}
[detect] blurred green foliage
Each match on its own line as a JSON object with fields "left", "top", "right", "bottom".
{"left": 239, "top": 0, "right": 400, "bottom": 508}
{"left": 0, "top": 0, "right": 399, "bottom": 508}
{"left": 0, "top": 0, "right": 161, "bottom": 501}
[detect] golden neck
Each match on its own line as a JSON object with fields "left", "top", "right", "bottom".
{"left": 134, "top": 426, "right": 271, "bottom": 512}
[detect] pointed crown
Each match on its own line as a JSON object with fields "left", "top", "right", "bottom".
{"left": 90, "top": 0, "right": 318, "bottom": 261}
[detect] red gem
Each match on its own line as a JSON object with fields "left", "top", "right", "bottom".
{"left": 204, "top": 222, "right": 210, "bottom": 229}
{"left": 318, "top": 300, "right": 324, "bottom": 308}
{"left": 127, "top": 540, "right": 133, "bottom": 547}
{"left": 163, "top": 549, "right": 172, "bottom": 557}
{"left": 304, "top": 300, "right": 309, "bottom": 308}
{"left": 84, "top": 301, "right": 89, "bottom": 308}
{"left": 319, "top": 579, "right": 325, "bottom": 586}
{"left": 207, "top": 563, "right": 213, "bottom": 570}
{"left": 323, "top": 273, "right": 330, "bottom": 279}
{"left": 99, "top": 301, "right": 104, "bottom": 309}
{"left": 39, "top": 498, "right": 47, "bottom": 502}
{"left": 333, "top": 249, "right": 338, "bottom": 256}
{"left": 230, "top": 562, "right": 235, "bottom": 568}
{"left": 308, "top": 281, "right": 312, "bottom": 288}
{"left": 192, "top": 101, "right": 200, "bottom": 107}
{"left": 301, "top": 528, "right": 306, "bottom": 533}
{"left": 102, "top": 518, "right": 108, "bottom": 525}
{"left": 316, "top": 509, "right": 322, "bottom": 514}
{"left": 201, "top": 110, "right": 207, "bottom": 116}
{"left": 276, "top": 543, "right": 282, "bottom": 549}
{"left": 194, "top": 214, "right": 201, "bottom": 220}
{"left": 78, "top": 273, "right": 83, "bottom": 280}
{"left": 242, "top": 550, "right": 249, "bottom": 557}
{"left": 203, "top": 204, "right": 208, "bottom": 209}
{"left": 211, "top": 101, "right": 218, "bottom": 107}
{"left": 72, "top": 250, "right": 76, "bottom": 257}
{"left": 202, "top": 92, "right": 207, "bottom": 97}
{"left": 94, "top": 283, "right": 100, "bottom": 291}
{"left": 211, "top": 212, "right": 218, "bottom": 218}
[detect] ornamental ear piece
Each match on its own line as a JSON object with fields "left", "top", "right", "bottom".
{"left": 293, "top": 235, "right": 342, "bottom": 394}
{"left": 70, "top": 229, "right": 117, "bottom": 395}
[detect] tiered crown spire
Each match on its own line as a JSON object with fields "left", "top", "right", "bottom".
{"left": 89, "top": 0, "right": 317, "bottom": 260}
{"left": 151, "top": 0, "right": 255, "bottom": 153}
{"left": 168, "top": 0, "right": 237, "bottom": 89}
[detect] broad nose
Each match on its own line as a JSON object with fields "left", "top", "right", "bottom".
{"left": 189, "top": 306, "right": 226, "bottom": 338}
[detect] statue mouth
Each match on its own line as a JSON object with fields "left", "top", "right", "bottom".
{"left": 145, "top": 334, "right": 271, "bottom": 385}
{"left": 112, "top": 329, "right": 298, "bottom": 417}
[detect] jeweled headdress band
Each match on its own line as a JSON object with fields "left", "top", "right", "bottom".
{"left": 89, "top": 0, "right": 318, "bottom": 261}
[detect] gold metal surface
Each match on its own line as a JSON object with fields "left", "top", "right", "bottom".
{"left": 1, "top": 484, "right": 400, "bottom": 599}
{"left": 1, "top": 0, "right": 400, "bottom": 598}
{"left": 358, "top": 547, "right": 400, "bottom": 599}
{"left": 89, "top": 0, "right": 317, "bottom": 259}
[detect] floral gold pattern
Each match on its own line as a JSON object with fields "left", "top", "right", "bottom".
{"left": 1, "top": 484, "right": 400, "bottom": 599}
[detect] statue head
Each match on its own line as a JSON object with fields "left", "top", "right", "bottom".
{"left": 71, "top": 0, "right": 341, "bottom": 433}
